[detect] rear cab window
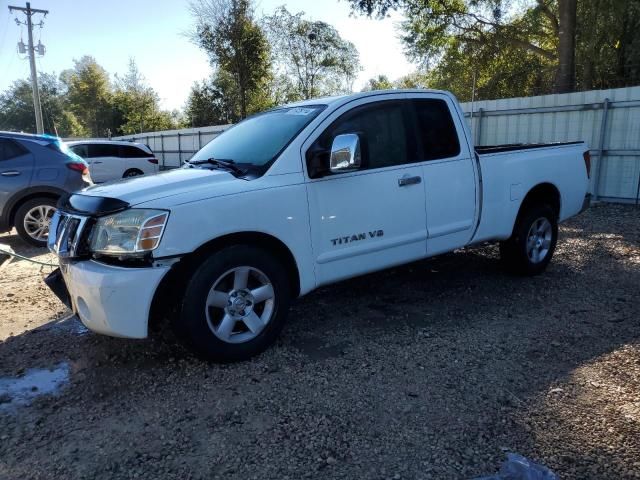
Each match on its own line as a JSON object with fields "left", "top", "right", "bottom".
{"left": 411, "top": 99, "right": 461, "bottom": 160}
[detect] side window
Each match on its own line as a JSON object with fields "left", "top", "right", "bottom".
{"left": 412, "top": 99, "right": 461, "bottom": 160}
{"left": 316, "top": 101, "right": 411, "bottom": 171}
{"left": 120, "top": 145, "right": 149, "bottom": 158}
{"left": 88, "top": 144, "right": 120, "bottom": 158}
{"left": 0, "top": 139, "right": 28, "bottom": 161}
{"left": 70, "top": 145, "right": 88, "bottom": 158}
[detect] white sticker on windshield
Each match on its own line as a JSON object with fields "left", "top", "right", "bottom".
{"left": 286, "top": 107, "right": 315, "bottom": 116}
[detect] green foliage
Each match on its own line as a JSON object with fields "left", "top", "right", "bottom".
{"left": 185, "top": 71, "right": 240, "bottom": 127}
{"left": 0, "top": 73, "right": 68, "bottom": 135}
{"left": 0, "top": 56, "right": 177, "bottom": 137}
{"left": 349, "top": 0, "right": 640, "bottom": 99}
{"left": 361, "top": 75, "right": 395, "bottom": 91}
{"left": 57, "top": 111, "right": 90, "bottom": 138}
{"left": 265, "top": 7, "right": 361, "bottom": 100}
{"left": 576, "top": 0, "right": 640, "bottom": 90}
{"left": 62, "top": 56, "right": 115, "bottom": 137}
{"left": 191, "top": 0, "right": 272, "bottom": 118}
{"left": 113, "top": 59, "right": 177, "bottom": 135}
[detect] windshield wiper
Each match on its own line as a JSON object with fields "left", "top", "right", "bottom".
{"left": 189, "top": 157, "right": 245, "bottom": 176}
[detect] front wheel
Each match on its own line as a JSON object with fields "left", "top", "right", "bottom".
{"left": 500, "top": 204, "right": 558, "bottom": 275}
{"left": 14, "top": 197, "right": 57, "bottom": 247}
{"left": 177, "top": 245, "right": 291, "bottom": 362}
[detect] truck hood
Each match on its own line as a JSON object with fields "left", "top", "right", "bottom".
{"left": 80, "top": 167, "right": 237, "bottom": 206}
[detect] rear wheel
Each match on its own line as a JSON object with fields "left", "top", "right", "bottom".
{"left": 176, "top": 245, "right": 291, "bottom": 362}
{"left": 500, "top": 204, "right": 558, "bottom": 275}
{"left": 14, "top": 197, "right": 57, "bottom": 247}
{"left": 123, "top": 168, "right": 143, "bottom": 178}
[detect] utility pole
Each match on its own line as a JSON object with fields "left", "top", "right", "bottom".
{"left": 9, "top": 2, "right": 49, "bottom": 134}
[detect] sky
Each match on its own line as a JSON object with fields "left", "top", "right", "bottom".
{"left": 0, "top": 0, "right": 415, "bottom": 111}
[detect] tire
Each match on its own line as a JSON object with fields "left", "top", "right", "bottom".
{"left": 14, "top": 197, "right": 57, "bottom": 248}
{"left": 123, "top": 169, "right": 143, "bottom": 178}
{"left": 176, "top": 245, "right": 291, "bottom": 362}
{"left": 500, "top": 204, "right": 558, "bottom": 276}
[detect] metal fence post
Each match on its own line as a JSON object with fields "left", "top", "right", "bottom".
{"left": 159, "top": 133, "right": 165, "bottom": 170}
{"left": 198, "top": 130, "right": 202, "bottom": 149}
{"left": 593, "top": 98, "right": 610, "bottom": 201}
{"left": 476, "top": 108, "right": 484, "bottom": 146}
{"left": 177, "top": 133, "right": 182, "bottom": 166}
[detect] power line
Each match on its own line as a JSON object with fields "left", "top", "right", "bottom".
{"left": 8, "top": 2, "right": 48, "bottom": 134}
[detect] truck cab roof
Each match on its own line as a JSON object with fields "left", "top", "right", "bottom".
{"left": 288, "top": 89, "right": 455, "bottom": 109}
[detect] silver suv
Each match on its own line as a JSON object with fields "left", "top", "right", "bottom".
{"left": 0, "top": 132, "right": 91, "bottom": 247}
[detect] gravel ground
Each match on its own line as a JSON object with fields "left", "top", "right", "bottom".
{"left": 0, "top": 203, "right": 638, "bottom": 480}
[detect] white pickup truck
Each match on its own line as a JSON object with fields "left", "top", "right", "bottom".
{"left": 45, "top": 90, "right": 591, "bottom": 361}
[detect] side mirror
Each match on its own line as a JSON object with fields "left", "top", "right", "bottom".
{"left": 330, "top": 134, "right": 361, "bottom": 173}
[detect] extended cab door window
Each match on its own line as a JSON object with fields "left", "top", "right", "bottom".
{"left": 410, "top": 96, "right": 477, "bottom": 254}
{"left": 305, "top": 98, "right": 428, "bottom": 286}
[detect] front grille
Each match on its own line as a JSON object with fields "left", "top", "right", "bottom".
{"left": 48, "top": 211, "right": 90, "bottom": 258}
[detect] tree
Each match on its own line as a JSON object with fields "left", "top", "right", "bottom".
{"left": 348, "top": 0, "right": 579, "bottom": 93}
{"left": 191, "top": 0, "right": 271, "bottom": 118}
{"left": 556, "top": 0, "right": 577, "bottom": 92}
{"left": 185, "top": 72, "right": 240, "bottom": 127}
{"left": 113, "top": 59, "right": 178, "bottom": 134}
{"left": 0, "top": 73, "right": 80, "bottom": 136}
{"left": 576, "top": 0, "right": 640, "bottom": 90}
{"left": 265, "top": 7, "right": 361, "bottom": 100}
{"left": 362, "top": 75, "right": 394, "bottom": 91}
{"left": 62, "top": 56, "right": 115, "bottom": 136}
{"left": 57, "top": 111, "right": 89, "bottom": 138}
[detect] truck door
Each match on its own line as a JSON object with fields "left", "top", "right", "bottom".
{"left": 409, "top": 96, "right": 478, "bottom": 255}
{"left": 304, "top": 97, "right": 428, "bottom": 286}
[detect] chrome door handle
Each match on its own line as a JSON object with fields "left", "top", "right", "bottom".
{"left": 92, "top": 161, "right": 103, "bottom": 164}
{"left": 398, "top": 175, "right": 421, "bottom": 187}
{"left": 1, "top": 171, "right": 20, "bottom": 177}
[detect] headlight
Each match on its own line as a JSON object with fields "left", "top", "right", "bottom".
{"left": 89, "top": 209, "right": 169, "bottom": 256}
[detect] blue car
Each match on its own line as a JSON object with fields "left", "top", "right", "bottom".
{"left": 0, "top": 131, "right": 91, "bottom": 247}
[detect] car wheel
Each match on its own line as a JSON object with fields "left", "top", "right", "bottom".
{"left": 177, "top": 245, "right": 291, "bottom": 362}
{"left": 500, "top": 204, "right": 558, "bottom": 276}
{"left": 123, "top": 169, "right": 143, "bottom": 178}
{"left": 14, "top": 197, "right": 57, "bottom": 247}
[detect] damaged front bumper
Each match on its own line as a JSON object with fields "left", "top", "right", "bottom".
{"left": 44, "top": 260, "right": 170, "bottom": 339}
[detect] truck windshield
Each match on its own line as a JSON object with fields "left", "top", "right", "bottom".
{"left": 189, "top": 105, "right": 325, "bottom": 168}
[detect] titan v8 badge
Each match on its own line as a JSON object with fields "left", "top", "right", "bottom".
{"left": 331, "top": 230, "right": 384, "bottom": 246}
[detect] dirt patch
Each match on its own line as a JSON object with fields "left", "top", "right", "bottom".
{"left": 0, "top": 204, "right": 639, "bottom": 479}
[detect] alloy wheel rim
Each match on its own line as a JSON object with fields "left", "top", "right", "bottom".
{"left": 205, "top": 266, "right": 275, "bottom": 344}
{"left": 526, "top": 217, "right": 552, "bottom": 264}
{"left": 23, "top": 205, "right": 55, "bottom": 241}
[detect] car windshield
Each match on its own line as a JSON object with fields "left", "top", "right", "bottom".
{"left": 189, "top": 105, "right": 325, "bottom": 167}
